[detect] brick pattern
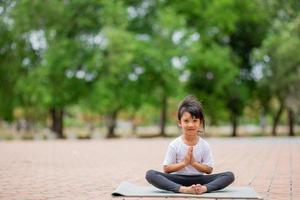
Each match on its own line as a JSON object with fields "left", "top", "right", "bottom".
{"left": 0, "top": 137, "right": 299, "bottom": 200}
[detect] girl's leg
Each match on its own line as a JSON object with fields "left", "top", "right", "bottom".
{"left": 145, "top": 170, "right": 194, "bottom": 193}
{"left": 146, "top": 170, "right": 234, "bottom": 193}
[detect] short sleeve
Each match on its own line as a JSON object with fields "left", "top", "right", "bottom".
{"left": 202, "top": 144, "right": 214, "bottom": 167}
{"left": 163, "top": 145, "right": 176, "bottom": 165}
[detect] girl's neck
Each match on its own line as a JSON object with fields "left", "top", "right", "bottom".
{"left": 182, "top": 134, "right": 199, "bottom": 146}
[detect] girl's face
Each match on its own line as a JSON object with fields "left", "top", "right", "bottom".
{"left": 178, "top": 112, "right": 201, "bottom": 136}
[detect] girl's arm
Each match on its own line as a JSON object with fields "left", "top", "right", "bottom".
{"left": 163, "top": 146, "right": 192, "bottom": 173}
{"left": 191, "top": 147, "right": 213, "bottom": 174}
{"left": 163, "top": 162, "right": 186, "bottom": 173}
{"left": 191, "top": 162, "right": 213, "bottom": 174}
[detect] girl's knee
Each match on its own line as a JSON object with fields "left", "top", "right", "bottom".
{"left": 225, "top": 171, "right": 235, "bottom": 183}
{"left": 145, "top": 170, "right": 157, "bottom": 183}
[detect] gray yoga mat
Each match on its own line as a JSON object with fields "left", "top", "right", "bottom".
{"left": 112, "top": 181, "right": 262, "bottom": 199}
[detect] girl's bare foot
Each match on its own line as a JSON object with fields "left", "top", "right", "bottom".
{"left": 179, "top": 184, "right": 208, "bottom": 194}
{"left": 179, "top": 185, "right": 197, "bottom": 194}
{"left": 194, "top": 184, "right": 207, "bottom": 194}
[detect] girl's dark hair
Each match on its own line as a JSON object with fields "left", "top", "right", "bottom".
{"left": 177, "top": 95, "right": 205, "bottom": 129}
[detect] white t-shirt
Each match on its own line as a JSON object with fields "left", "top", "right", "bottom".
{"left": 163, "top": 136, "right": 214, "bottom": 175}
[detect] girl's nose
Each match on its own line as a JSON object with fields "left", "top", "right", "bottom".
{"left": 188, "top": 121, "right": 194, "bottom": 127}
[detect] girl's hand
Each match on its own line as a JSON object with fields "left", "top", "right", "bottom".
{"left": 184, "top": 146, "right": 193, "bottom": 166}
{"left": 190, "top": 147, "right": 196, "bottom": 165}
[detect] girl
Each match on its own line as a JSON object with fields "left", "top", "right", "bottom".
{"left": 145, "top": 95, "right": 234, "bottom": 194}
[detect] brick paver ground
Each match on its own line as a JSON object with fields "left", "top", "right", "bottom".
{"left": 0, "top": 137, "right": 299, "bottom": 200}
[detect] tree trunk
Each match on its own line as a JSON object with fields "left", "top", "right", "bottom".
{"left": 159, "top": 94, "right": 167, "bottom": 137}
{"left": 130, "top": 115, "right": 137, "bottom": 136}
{"left": 271, "top": 100, "right": 284, "bottom": 136}
{"left": 50, "top": 107, "right": 64, "bottom": 138}
{"left": 259, "top": 112, "right": 267, "bottom": 135}
{"left": 287, "top": 108, "right": 295, "bottom": 136}
{"left": 230, "top": 113, "right": 238, "bottom": 137}
{"left": 106, "top": 110, "right": 118, "bottom": 138}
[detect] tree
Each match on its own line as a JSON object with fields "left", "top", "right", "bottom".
{"left": 169, "top": 0, "right": 269, "bottom": 136}
{"left": 12, "top": 0, "right": 102, "bottom": 138}
{"left": 186, "top": 43, "right": 239, "bottom": 126}
{"left": 127, "top": 1, "right": 191, "bottom": 136}
{"left": 0, "top": 1, "right": 25, "bottom": 122}
{"left": 254, "top": 16, "right": 300, "bottom": 136}
{"left": 84, "top": 0, "right": 144, "bottom": 138}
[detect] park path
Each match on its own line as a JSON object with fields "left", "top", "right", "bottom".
{"left": 0, "top": 137, "right": 299, "bottom": 200}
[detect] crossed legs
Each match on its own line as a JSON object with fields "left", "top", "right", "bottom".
{"left": 145, "top": 170, "right": 235, "bottom": 194}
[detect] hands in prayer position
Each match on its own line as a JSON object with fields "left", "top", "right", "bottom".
{"left": 183, "top": 146, "right": 196, "bottom": 167}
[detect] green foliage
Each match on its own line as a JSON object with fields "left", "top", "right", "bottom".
{"left": 254, "top": 14, "right": 300, "bottom": 111}
{"left": 0, "top": 0, "right": 299, "bottom": 137}
{"left": 0, "top": 1, "right": 26, "bottom": 121}
{"left": 11, "top": 0, "right": 104, "bottom": 109}
{"left": 186, "top": 42, "right": 239, "bottom": 123}
{"left": 85, "top": 1, "right": 140, "bottom": 116}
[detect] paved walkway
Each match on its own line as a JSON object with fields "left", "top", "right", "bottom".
{"left": 0, "top": 137, "right": 299, "bottom": 200}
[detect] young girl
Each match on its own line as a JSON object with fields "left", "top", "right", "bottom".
{"left": 146, "top": 95, "right": 235, "bottom": 194}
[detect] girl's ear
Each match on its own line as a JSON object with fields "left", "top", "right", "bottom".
{"left": 177, "top": 120, "right": 182, "bottom": 127}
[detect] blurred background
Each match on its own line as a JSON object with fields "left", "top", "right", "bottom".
{"left": 0, "top": 0, "right": 299, "bottom": 140}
